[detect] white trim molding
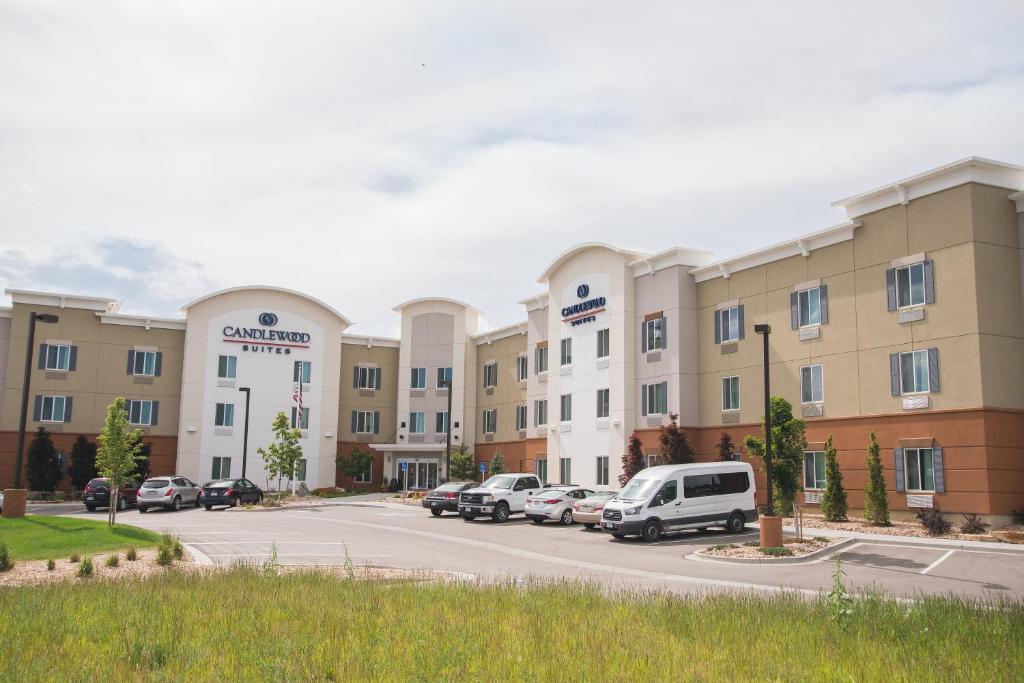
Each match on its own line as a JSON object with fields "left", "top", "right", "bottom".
{"left": 627, "top": 246, "right": 714, "bottom": 278}
{"left": 518, "top": 293, "right": 549, "bottom": 312}
{"left": 472, "top": 321, "right": 528, "bottom": 345}
{"left": 97, "top": 313, "right": 187, "bottom": 330}
{"left": 341, "top": 334, "right": 400, "bottom": 348}
{"left": 1009, "top": 190, "right": 1024, "bottom": 213}
{"left": 6, "top": 289, "right": 120, "bottom": 313}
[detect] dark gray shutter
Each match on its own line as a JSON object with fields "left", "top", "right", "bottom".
{"left": 127, "top": 350, "right": 136, "bottom": 375}
{"left": 38, "top": 344, "right": 47, "bottom": 369}
{"left": 641, "top": 384, "right": 648, "bottom": 416}
{"left": 923, "top": 260, "right": 935, "bottom": 305}
{"left": 790, "top": 292, "right": 799, "bottom": 330}
{"left": 894, "top": 448, "right": 905, "bottom": 491}
{"left": 64, "top": 397, "right": 72, "bottom": 423}
{"left": 886, "top": 268, "right": 897, "bottom": 311}
{"left": 819, "top": 285, "right": 829, "bottom": 324}
{"left": 374, "top": 368, "right": 381, "bottom": 390}
{"left": 659, "top": 317, "right": 667, "bottom": 350}
{"left": 927, "top": 347, "right": 940, "bottom": 392}
{"left": 737, "top": 305, "right": 745, "bottom": 340}
{"left": 641, "top": 320, "right": 648, "bottom": 352}
{"left": 373, "top": 411, "right": 380, "bottom": 434}
{"left": 33, "top": 395, "right": 42, "bottom": 421}
{"left": 68, "top": 346, "right": 77, "bottom": 371}
{"left": 351, "top": 411, "right": 357, "bottom": 433}
{"left": 932, "top": 447, "right": 944, "bottom": 493}
{"left": 889, "top": 353, "right": 901, "bottom": 396}
{"left": 713, "top": 311, "right": 721, "bottom": 344}
{"left": 154, "top": 352, "right": 162, "bottom": 377}
{"left": 353, "top": 366, "right": 359, "bottom": 388}
{"left": 151, "top": 401, "right": 159, "bottom": 426}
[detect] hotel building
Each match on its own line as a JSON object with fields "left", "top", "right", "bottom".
{"left": 1, "top": 157, "right": 1022, "bottom": 525}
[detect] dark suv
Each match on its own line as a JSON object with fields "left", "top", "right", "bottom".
{"left": 83, "top": 477, "right": 140, "bottom": 512}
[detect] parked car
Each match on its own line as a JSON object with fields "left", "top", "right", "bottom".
{"left": 601, "top": 462, "right": 757, "bottom": 542}
{"left": 138, "top": 476, "right": 201, "bottom": 512}
{"left": 0, "top": 490, "right": 4, "bottom": 514}
{"left": 572, "top": 490, "right": 619, "bottom": 528}
{"left": 83, "top": 477, "right": 140, "bottom": 512}
{"left": 525, "top": 486, "right": 595, "bottom": 525}
{"left": 422, "top": 482, "right": 476, "bottom": 516}
{"left": 198, "top": 479, "right": 263, "bottom": 509}
{"left": 458, "top": 473, "right": 543, "bottom": 522}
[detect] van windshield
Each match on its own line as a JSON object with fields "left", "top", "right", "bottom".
{"left": 618, "top": 478, "right": 662, "bottom": 502}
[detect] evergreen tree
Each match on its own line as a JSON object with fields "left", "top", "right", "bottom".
{"left": 68, "top": 436, "right": 98, "bottom": 490}
{"left": 133, "top": 443, "right": 152, "bottom": 483}
{"left": 820, "top": 435, "right": 848, "bottom": 521}
{"left": 619, "top": 432, "right": 646, "bottom": 486}
{"left": 449, "top": 446, "right": 476, "bottom": 481}
{"left": 659, "top": 413, "right": 694, "bottom": 464}
{"left": 26, "top": 427, "right": 61, "bottom": 492}
{"left": 489, "top": 447, "right": 507, "bottom": 475}
{"left": 863, "top": 432, "right": 891, "bottom": 526}
{"left": 744, "top": 397, "right": 806, "bottom": 516}
{"left": 96, "top": 398, "right": 145, "bottom": 526}
{"left": 716, "top": 432, "right": 736, "bottom": 461}
{"left": 257, "top": 412, "right": 303, "bottom": 494}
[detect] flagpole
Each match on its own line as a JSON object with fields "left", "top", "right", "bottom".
{"left": 294, "top": 363, "right": 302, "bottom": 495}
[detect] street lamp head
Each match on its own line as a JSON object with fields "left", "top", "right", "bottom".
{"left": 754, "top": 323, "right": 771, "bottom": 335}
{"left": 34, "top": 313, "right": 59, "bottom": 324}
{"left": 238, "top": 386, "right": 250, "bottom": 393}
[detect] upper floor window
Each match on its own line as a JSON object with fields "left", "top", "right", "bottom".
{"left": 42, "top": 344, "right": 73, "bottom": 371}
{"left": 354, "top": 366, "right": 381, "bottom": 390}
{"left": 534, "top": 399, "right": 548, "bottom": 427}
{"left": 642, "top": 317, "right": 665, "bottom": 352}
{"left": 515, "top": 405, "right": 528, "bottom": 431}
{"left": 483, "top": 362, "right": 498, "bottom": 388}
{"left": 218, "top": 355, "right": 237, "bottom": 379}
{"left": 36, "top": 395, "right": 69, "bottom": 423}
{"left": 291, "top": 407, "right": 310, "bottom": 430}
{"left": 410, "top": 367, "right": 426, "bottom": 390}
{"left": 535, "top": 345, "right": 549, "bottom": 373}
{"left": 436, "top": 367, "right": 452, "bottom": 388}
{"left": 435, "top": 411, "right": 449, "bottom": 434}
{"left": 801, "top": 364, "right": 823, "bottom": 404}
{"left": 353, "top": 410, "right": 379, "bottom": 434}
{"left": 714, "top": 306, "right": 743, "bottom": 344}
{"left": 409, "top": 411, "right": 425, "bottom": 434}
{"left": 483, "top": 409, "right": 497, "bottom": 434}
{"left": 596, "top": 388, "right": 610, "bottom": 418}
{"left": 293, "top": 360, "right": 311, "bottom": 383}
{"left": 893, "top": 349, "right": 939, "bottom": 395}
{"left": 642, "top": 382, "right": 667, "bottom": 416}
{"left": 129, "top": 350, "right": 160, "bottom": 377}
{"left": 596, "top": 456, "right": 609, "bottom": 486}
{"left": 791, "top": 286, "right": 828, "bottom": 329}
{"left": 215, "top": 403, "right": 234, "bottom": 427}
{"left": 887, "top": 260, "right": 935, "bottom": 311}
{"left": 128, "top": 399, "right": 156, "bottom": 426}
{"left": 803, "top": 451, "right": 825, "bottom": 490}
{"left": 516, "top": 356, "right": 528, "bottom": 382}
{"left": 560, "top": 393, "right": 572, "bottom": 422}
{"left": 597, "top": 329, "right": 610, "bottom": 358}
{"left": 560, "top": 338, "right": 572, "bottom": 366}
{"left": 722, "top": 376, "right": 740, "bottom": 411}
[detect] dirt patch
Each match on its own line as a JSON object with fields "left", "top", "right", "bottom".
{"left": 0, "top": 549, "right": 195, "bottom": 587}
{"left": 699, "top": 536, "right": 840, "bottom": 560}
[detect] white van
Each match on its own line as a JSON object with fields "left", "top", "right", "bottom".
{"left": 600, "top": 462, "right": 757, "bottom": 542}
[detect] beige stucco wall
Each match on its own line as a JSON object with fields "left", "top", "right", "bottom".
{"left": 474, "top": 331, "right": 528, "bottom": 443}
{"left": 338, "top": 342, "right": 400, "bottom": 442}
{"left": 0, "top": 314, "right": 10, "bottom": 425}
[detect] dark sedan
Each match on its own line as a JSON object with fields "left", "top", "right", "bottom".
{"left": 422, "top": 482, "right": 476, "bottom": 516}
{"left": 199, "top": 478, "right": 263, "bottom": 509}
{"left": 83, "top": 478, "right": 140, "bottom": 512}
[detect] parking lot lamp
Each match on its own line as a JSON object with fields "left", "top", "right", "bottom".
{"left": 239, "top": 387, "right": 251, "bottom": 479}
{"left": 12, "top": 312, "right": 59, "bottom": 489}
{"left": 754, "top": 324, "right": 773, "bottom": 516}
{"left": 442, "top": 375, "right": 453, "bottom": 480}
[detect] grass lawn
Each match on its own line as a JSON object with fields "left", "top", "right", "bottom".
{"left": 0, "top": 570, "right": 1020, "bottom": 681}
{"left": 0, "top": 515, "right": 161, "bottom": 561}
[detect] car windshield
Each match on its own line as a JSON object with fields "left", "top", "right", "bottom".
{"left": 481, "top": 475, "right": 516, "bottom": 489}
{"left": 618, "top": 478, "right": 662, "bottom": 502}
{"left": 435, "top": 483, "right": 466, "bottom": 492}
{"left": 534, "top": 489, "right": 564, "bottom": 498}
{"left": 142, "top": 480, "right": 170, "bottom": 488}
{"left": 589, "top": 491, "right": 618, "bottom": 500}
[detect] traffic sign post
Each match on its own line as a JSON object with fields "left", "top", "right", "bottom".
{"left": 479, "top": 461, "right": 487, "bottom": 481}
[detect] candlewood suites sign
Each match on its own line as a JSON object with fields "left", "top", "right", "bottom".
{"left": 561, "top": 283, "right": 606, "bottom": 327}
{"left": 223, "top": 313, "right": 311, "bottom": 354}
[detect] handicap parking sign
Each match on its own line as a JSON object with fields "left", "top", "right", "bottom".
{"left": 401, "top": 462, "right": 408, "bottom": 472}
{"left": 479, "top": 462, "right": 487, "bottom": 473}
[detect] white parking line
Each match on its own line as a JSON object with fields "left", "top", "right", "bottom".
{"left": 920, "top": 549, "right": 956, "bottom": 575}
{"left": 188, "top": 541, "right": 352, "bottom": 546}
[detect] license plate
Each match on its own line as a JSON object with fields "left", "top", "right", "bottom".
{"left": 430, "top": 502, "right": 438, "bottom": 507}
{"left": 604, "top": 522, "right": 617, "bottom": 529}
{"left": 85, "top": 496, "right": 94, "bottom": 501}
{"left": 580, "top": 506, "right": 591, "bottom": 512}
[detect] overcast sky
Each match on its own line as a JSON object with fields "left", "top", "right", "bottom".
{"left": 1, "top": 1, "right": 1022, "bottom": 336}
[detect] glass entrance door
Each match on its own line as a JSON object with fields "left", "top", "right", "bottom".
{"left": 398, "top": 461, "right": 439, "bottom": 490}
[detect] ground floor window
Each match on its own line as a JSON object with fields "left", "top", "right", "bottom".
{"left": 803, "top": 451, "right": 825, "bottom": 490}
{"left": 354, "top": 459, "right": 372, "bottom": 484}
{"left": 535, "top": 457, "right": 548, "bottom": 483}
{"left": 905, "top": 447, "right": 935, "bottom": 492}
{"left": 645, "top": 454, "right": 659, "bottom": 468}
{"left": 291, "top": 406, "right": 310, "bottom": 430}
{"left": 295, "top": 459, "right": 307, "bottom": 481}
{"left": 211, "top": 456, "right": 230, "bottom": 479}
{"left": 560, "top": 457, "right": 571, "bottom": 484}
{"left": 596, "top": 456, "right": 609, "bottom": 486}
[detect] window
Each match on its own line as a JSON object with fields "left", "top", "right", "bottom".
{"left": 535, "top": 458, "right": 548, "bottom": 483}
{"left": 560, "top": 338, "right": 572, "bottom": 366}
{"left": 722, "top": 376, "right": 740, "bottom": 411}
{"left": 803, "top": 451, "right": 826, "bottom": 490}
{"left": 560, "top": 393, "right": 572, "bottom": 422}
{"left": 131, "top": 350, "right": 158, "bottom": 377}
{"left": 559, "top": 457, "right": 571, "bottom": 484}
{"left": 38, "top": 396, "right": 67, "bottom": 422}
{"left": 716, "top": 306, "right": 741, "bottom": 343}
{"left": 899, "top": 350, "right": 931, "bottom": 394}
{"left": 684, "top": 472, "right": 750, "bottom": 497}
{"left": 289, "top": 360, "right": 310, "bottom": 384}
{"left": 44, "top": 344, "right": 71, "bottom": 371}
{"left": 291, "top": 406, "right": 310, "bottom": 430}
{"left": 516, "top": 356, "right": 528, "bottom": 382}
{"left": 435, "top": 411, "right": 449, "bottom": 434}
{"left": 355, "top": 411, "right": 377, "bottom": 434}
{"left": 483, "top": 409, "right": 497, "bottom": 434}
{"left": 355, "top": 366, "right": 380, "bottom": 390}
{"left": 127, "top": 400, "right": 154, "bottom": 426}
{"left": 896, "top": 262, "right": 926, "bottom": 309}
{"left": 596, "top": 388, "right": 610, "bottom": 418}
{"left": 483, "top": 362, "right": 498, "bottom": 388}
{"left": 801, "top": 364, "right": 823, "bottom": 404}
{"left": 654, "top": 480, "right": 678, "bottom": 505}
{"left": 409, "top": 412, "right": 425, "bottom": 434}
{"left": 798, "top": 287, "right": 821, "bottom": 327}
{"left": 516, "top": 405, "right": 528, "bottom": 431}
{"left": 436, "top": 367, "right": 452, "bottom": 388}
{"left": 905, "top": 448, "right": 935, "bottom": 492}
{"left": 642, "top": 317, "right": 665, "bottom": 352}
{"left": 410, "top": 367, "right": 426, "bottom": 389}
{"left": 534, "top": 399, "right": 548, "bottom": 427}
{"left": 645, "top": 454, "right": 659, "bottom": 468}
{"left": 597, "top": 328, "right": 610, "bottom": 358}
{"left": 641, "top": 382, "right": 667, "bottom": 416}
{"left": 596, "top": 456, "right": 609, "bottom": 486}
{"left": 218, "top": 355, "right": 237, "bottom": 379}
{"left": 211, "top": 457, "right": 230, "bottom": 479}
{"left": 354, "top": 458, "right": 372, "bottom": 483}
{"left": 535, "top": 345, "right": 549, "bottom": 373}
{"left": 215, "top": 403, "right": 234, "bottom": 427}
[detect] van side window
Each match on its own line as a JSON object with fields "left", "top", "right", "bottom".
{"left": 683, "top": 474, "right": 715, "bottom": 498}
{"left": 655, "top": 480, "right": 677, "bottom": 506}
{"left": 684, "top": 472, "right": 750, "bottom": 497}
{"left": 717, "top": 471, "right": 750, "bottom": 494}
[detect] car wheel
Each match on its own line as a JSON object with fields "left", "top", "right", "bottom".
{"left": 726, "top": 512, "right": 745, "bottom": 534}
{"left": 611, "top": 533, "right": 625, "bottom": 539}
{"left": 430, "top": 509, "right": 443, "bottom": 517}
{"left": 560, "top": 509, "right": 574, "bottom": 525}
{"left": 194, "top": 496, "right": 201, "bottom": 508}
{"left": 172, "top": 496, "right": 182, "bottom": 512}
{"left": 492, "top": 502, "right": 510, "bottom": 523}
{"left": 85, "top": 505, "right": 96, "bottom": 512}
{"left": 531, "top": 517, "right": 544, "bottom": 525}
{"left": 138, "top": 505, "right": 147, "bottom": 514}
{"left": 204, "top": 505, "right": 213, "bottom": 511}
{"left": 231, "top": 497, "right": 240, "bottom": 508}
{"left": 583, "top": 523, "right": 595, "bottom": 529}
{"left": 462, "top": 514, "right": 477, "bottom": 521}
{"left": 642, "top": 520, "right": 662, "bottom": 542}
{"left": 117, "top": 497, "right": 127, "bottom": 512}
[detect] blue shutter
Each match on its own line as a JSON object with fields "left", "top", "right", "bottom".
{"left": 790, "top": 292, "right": 799, "bottom": 330}
{"left": 927, "top": 347, "right": 940, "bottom": 393}
{"left": 151, "top": 401, "right": 159, "bottom": 426}
{"left": 932, "top": 447, "right": 944, "bottom": 493}
{"left": 68, "top": 346, "right": 77, "bottom": 371}
{"left": 819, "top": 285, "right": 829, "bottom": 324}
{"left": 886, "top": 268, "right": 897, "bottom": 311}
{"left": 923, "top": 260, "right": 935, "bottom": 305}
{"left": 33, "top": 395, "right": 42, "bottom": 421}
{"left": 353, "top": 366, "right": 359, "bottom": 388}
{"left": 64, "top": 397, "right": 73, "bottom": 423}
{"left": 351, "top": 411, "right": 357, "bottom": 433}
{"left": 713, "top": 310, "right": 721, "bottom": 344}
{"left": 737, "top": 305, "right": 745, "bottom": 340}
{"left": 127, "top": 350, "right": 136, "bottom": 375}
{"left": 373, "top": 411, "right": 380, "bottom": 434}
{"left": 38, "top": 344, "right": 47, "bottom": 369}
{"left": 641, "top": 384, "right": 648, "bottom": 417}
{"left": 374, "top": 368, "right": 381, "bottom": 390}
{"left": 894, "top": 448, "right": 905, "bottom": 492}
{"left": 889, "top": 353, "right": 901, "bottom": 396}
{"left": 154, "top": 352, "right": 162, "bottom": 377}
{"left": 659, "top": 317, "right": 667, "bottom": 350}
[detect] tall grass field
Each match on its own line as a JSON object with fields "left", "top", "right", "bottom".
{"left": 0, "top": 516, "right": 160, "bottom": 560}
{"left": 0, "top": 569, "right": 1020, "bottom": 681}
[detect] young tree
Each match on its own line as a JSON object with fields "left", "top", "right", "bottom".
{"left": 449, "top": 446, "right": 476, "bottom": 481}
{"left": 336, "top": 446, "right": 373, "bottom": 487}
{"left": 659, "top": 413, "right": 694, "bottom": 464}
{"left": 133, "top": 443, "right": 152, "bottom": 483}
{"left": 744, "top": 397, "right": 806, "bottom": 516}
{"left": 716, "top": 432, "right": 736, "bottom": 461}
{"left": 257, "top": 412, "right": 304, "bottom": 494}
{"left": 489, "top": 447, "right": 507, "bottom": 475}
{"left": 820, "top": 435, "right": 848, "bottom": 522}
{"left": 863, "top": 432, "right": 890, "bottom": 526}
{"left": 619, "top": 432, "right": 646, "bottom": 486}
{"left": 68, "top": 436, "right": 98, "bottom": 490}
{"left": 96, "top": 398, "right": 145, "bottom": 526}
{"left": 26, "top": 427, "right": 61, "bottom": 492}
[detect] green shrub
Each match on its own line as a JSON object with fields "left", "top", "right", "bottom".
{"left": 709, "top": 543, "right": 738, "bottom": 551}
{"left": 46, "top": 558, "right": 55, "bottom": 571}
{"left": 77, "top": 556, "right": 94, "bottom": 578}
{"left": 172, "top": 540, "right": 184, "bottom": 560}
{"left": 759, "top": 547, "right": 794, "bottom": 557}
{"left": 126, "top": 546, "right": 138, "bottom": 561}
{"left": 155, "top": 545, "right": 173, "bottom": 566}
{"left": 0, "top": 540, "right": 13, "bottom": 572}
{"left": 69, "top": 553, "right": 80, "bottom": 563}
{"left": 820, "top": 435, "right": 848, "bottom": 522}
{"left": 863, "top": 432, "right": 890, "bottom": 525}
{"left": 105, "top": 554, "right": 120, "bottom": 568}
{"left": 813, "top": 536, "right": 829, "bottom": 542}
{"left": 742, "top": 541, "right": 760, "bottom": 547}
{"left": 915, "top": 507, "right": 952, "bottom": 536}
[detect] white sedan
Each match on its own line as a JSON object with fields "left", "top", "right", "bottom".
{"left": 525, "top": 486, "right": 594, "bottom": 525}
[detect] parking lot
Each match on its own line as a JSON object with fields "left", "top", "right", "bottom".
{"left": 42, "top": 499, "right": 1024, "bottom": 600}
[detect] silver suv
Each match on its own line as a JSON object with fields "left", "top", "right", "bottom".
{"left": 137, "top": 476, "right": 200, "bottom": 512}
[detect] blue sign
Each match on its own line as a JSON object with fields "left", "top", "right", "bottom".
{"left": 401, "top": 462, "right": 408, "bottom": 472}
{"left": 576, "top": 284, "right": 590, "bottom": 299}
{"left": 258, "top": 312, "right": 279, "bottom": 326}
{"left": 479, "top": 462, "right": 487, "bottom": 473}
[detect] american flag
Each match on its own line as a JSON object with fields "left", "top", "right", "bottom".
{"left": 292, "top": 380, "right": 303, "bottom": 414}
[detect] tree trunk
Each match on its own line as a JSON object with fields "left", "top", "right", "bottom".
{"left": 108, "top": 487, "right": 118, "bottom": 527}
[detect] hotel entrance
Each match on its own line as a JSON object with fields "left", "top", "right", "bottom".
{"left": 398, "top": 459, "right": 439, "bottom": 491}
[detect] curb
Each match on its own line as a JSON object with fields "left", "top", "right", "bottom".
{"left": 690, "top": 538, "right": 857, "bottom": 565}
{"left": 184, "top": 543, "right": 214, "bottom": 566}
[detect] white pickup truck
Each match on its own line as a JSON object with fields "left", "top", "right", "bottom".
{"left": 458, "top": 473, "right": 543, "bottom": 522}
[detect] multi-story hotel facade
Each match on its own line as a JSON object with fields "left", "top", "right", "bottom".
{"left": 1, "top": 157, "right": 1022, "bottom": 525}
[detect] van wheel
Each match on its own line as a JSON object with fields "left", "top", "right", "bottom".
{"left": 492, "top": 502, "right": 510, "bottom": 523}
{"left": 559, "top": 509, "right": 574, "bottom": 525}
{"left": 642, "top": 520, "right": 662, "bottom": 542}
{"left": 726, "top": 513, "right": 745, "bottom": 534}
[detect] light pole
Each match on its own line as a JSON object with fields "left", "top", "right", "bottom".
{"left": 442, "top": 374, "right": 453, "bottom": 480}
{"left": 754, "top": 323, "right": 781, "bottom": 548}
{"left": 12, "top": 312, "right": 59, "bottom": 490}
{"left": 238, "top": 387, "right": 251, "bottom": 479}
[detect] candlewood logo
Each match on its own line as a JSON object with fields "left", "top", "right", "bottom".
{"left": 258, "top": 312, "right": 279, "bottom": 326}
{"left": 223, "top": 312, "right": 311, "bottom": 351}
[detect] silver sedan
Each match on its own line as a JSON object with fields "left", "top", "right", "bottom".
{"left": 525, "top": 487, "right": 594, "bottom": 525}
